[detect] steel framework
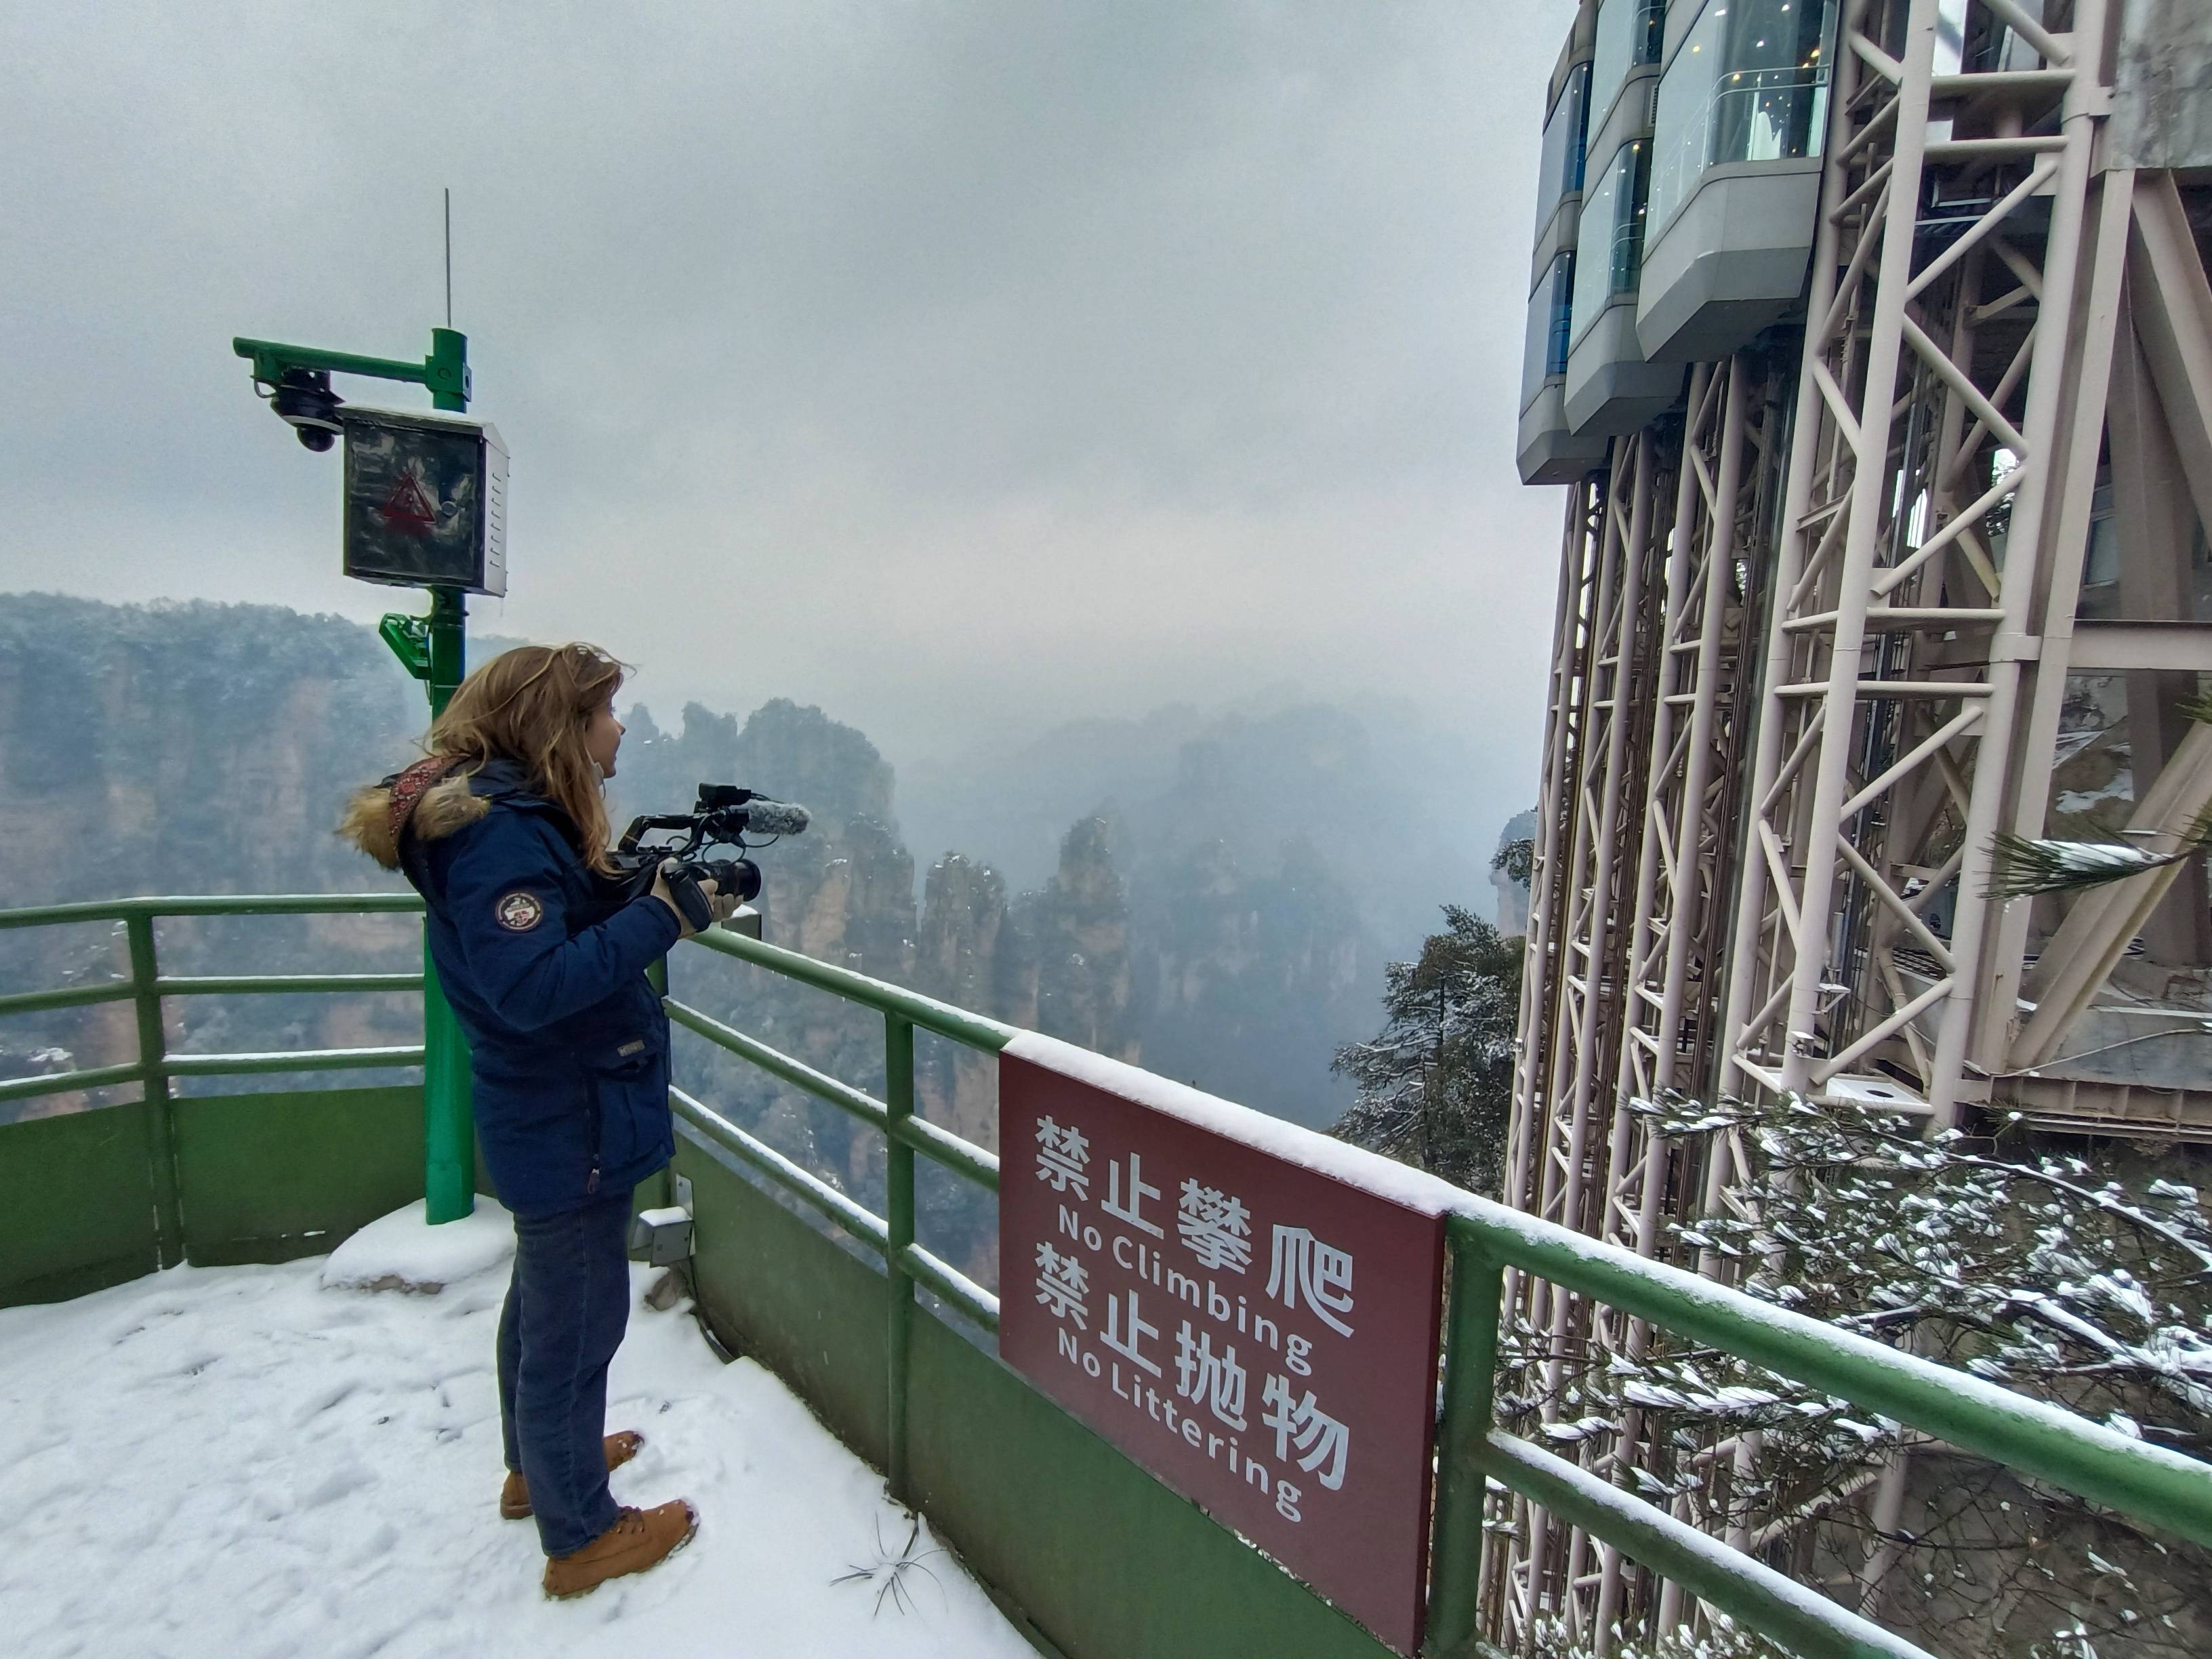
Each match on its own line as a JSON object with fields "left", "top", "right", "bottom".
{"left": 1499, "top": 0, "right": 2212, "bottom": 1647}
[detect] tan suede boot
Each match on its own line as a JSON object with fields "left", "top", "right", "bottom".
{"left": 499, "top": 1431, "right": 647, "bottom": 1520}
{"left": 542, "top": 1500, "right": 698, "bottom": 1599}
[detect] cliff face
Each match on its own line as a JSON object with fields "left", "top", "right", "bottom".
{"left": 912, "top": 854, "right": 1015, "bottom": 1153}
{"left": 1, "top": 598, "right": 1410, "bottom": 1172}
{"left": 1019, "top": 817, "right": 1138, "bottom": 1063}
{"left": 1492, "top": 806, "right": 1536, "bottom": 937}
{"left": 610, "top": 695, "right": 895, "bottom": 842}
{"left": 790, "top": 816, "right": 916, "bottom": 975}
{"left": 619, "top": 697, "right": 1132, "bottom": 1284}
{"left": 899, "top": 697, "right": 1502, "bottom": 1124}
{"left": 1132, "top": 836, "right": 1369, "bottom": 1127}
{"left": 0, "top": 595, "right": 417, "bottom": 902}
{"left": 0, "top": 596, "right": 424, "bottom": 1116}
{"left": 916, "top": 854, "right": 1015, "bottom": 1019}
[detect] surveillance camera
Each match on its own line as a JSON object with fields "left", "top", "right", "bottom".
{"left": 270, "top": 367, "right": 344, "bottom": 452}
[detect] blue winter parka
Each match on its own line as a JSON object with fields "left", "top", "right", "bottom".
{"left": 391, "top": 760, "right": 683, "bottom": 1215}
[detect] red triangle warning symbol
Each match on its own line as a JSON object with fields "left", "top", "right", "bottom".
{"left": 378, "top": 470, "right": 438, "bottom": 537}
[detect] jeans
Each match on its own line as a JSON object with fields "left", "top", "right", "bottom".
{"left": 497, "top": 1187, "right": 635, "bottom": 1556}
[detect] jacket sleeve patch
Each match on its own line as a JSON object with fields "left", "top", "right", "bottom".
{"left": 495, "top": 890, "right": 546, "bottom": 932}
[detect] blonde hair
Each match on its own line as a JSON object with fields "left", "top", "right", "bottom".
{"left": 429, "top": 642, "right": 627, "bottom": 873}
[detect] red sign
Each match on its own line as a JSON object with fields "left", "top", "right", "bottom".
{"left": 998, "top": 1036, "right": 1448, "bottom": 1655}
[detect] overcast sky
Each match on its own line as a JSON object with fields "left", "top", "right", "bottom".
{"left": 1, "top": 1, "right": 1574, "bottom": 795}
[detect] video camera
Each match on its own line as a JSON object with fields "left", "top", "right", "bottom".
{"left": 615, "top": 784, "right": 812, "bottom": 933}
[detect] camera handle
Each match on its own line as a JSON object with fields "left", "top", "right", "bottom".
{"left": 658, "top": 857, "right": 716, "bottom": 933}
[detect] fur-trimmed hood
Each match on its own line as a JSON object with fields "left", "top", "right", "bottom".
{"left": 340, "top": 757, "right": 577, "bottom": 872}
{"left": 338, "top": 769, "right": 491, "bottom": 871}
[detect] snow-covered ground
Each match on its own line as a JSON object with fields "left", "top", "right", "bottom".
{"left": 0, "top": 1202, "right": 1036, "bottom": 1659}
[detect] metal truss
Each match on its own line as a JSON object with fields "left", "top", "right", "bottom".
{"left": 1507, "top": 478, "right": 1606, "bottom": 1238}
{"left": 1492, "top": 472, "right": 1602, "bottom": 1638}
{"left": 1584, "top": 357, "right": 1767, "bottom": 1642}
{"left": 1601, "top": 358, "right": 1763, "bottom": 1271}
{"left": 1488, "top": 0, "right": 2212, "bottom": 1645}
{"left": 1491, "top": 361, "right": 1778, "bottom": 1652}
{"left": 1493, "top": 466, "right": 1601, "bottom": 1636}
{"left": 1721, "top": 0, "right": 2118, "bottom": 1128}
{"left": 1496, "top": 434, "right": 1666, "bottom": 1648}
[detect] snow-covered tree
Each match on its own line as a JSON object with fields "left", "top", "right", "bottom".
{"left": 1328, "top": 904, "right": 1521, "bottom": 1194}
{"left": 1492, "top": 1094, "right": 2212, "bottom": 1657}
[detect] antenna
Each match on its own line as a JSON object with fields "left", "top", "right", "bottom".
{"left": 443, "top": 188, "right": 453, "bottom": 329}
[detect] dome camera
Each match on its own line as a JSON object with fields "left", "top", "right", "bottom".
{"left": 271, "top": 367, "right": 345, "bottom": 452}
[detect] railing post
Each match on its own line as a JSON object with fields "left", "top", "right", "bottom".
{"left": 421, "top": 955, "right": 475, "bottom": 1221}
{"left": 419, "top": 583, "right": 476, "bottom": 1223}
{"left": 124, "top": 912, "right": 184, "bottom": 1269}
{"left": 884, "top": 1012, "right": 916, "bottom": 1506}
{"left": 1427, "top": 1221, "right": 1506, "bottom": 1657}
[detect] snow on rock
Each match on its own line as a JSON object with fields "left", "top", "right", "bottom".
{"left": 321, "top": 1196, "right": 518, "bottom": 1293}
{"left": 2055, "top": 769, "right": 2133, "bottom": 815}
{"left": 0, "top": 1252, "right": 1035, "bottom": 1658}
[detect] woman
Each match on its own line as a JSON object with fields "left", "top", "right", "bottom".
{"left": 342, "top": 642, "right": 734, "bottom": 1599}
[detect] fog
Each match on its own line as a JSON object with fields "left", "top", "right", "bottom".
{"left": 0, "top": 1, "right": 1572, "bottom": 838}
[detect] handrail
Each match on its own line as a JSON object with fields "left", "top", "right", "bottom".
{"left": 672, "top": 928, "right": 1012, "bottom": 1505}
{"left": 0, "top": 894, "right": 436, "bottom": 1269}
{"left": 7, "top": 894, "right": 2209, "bottom": 1659}
{"left": 669, "top": 918, "right": 2212, "bottom": 1658}
{"left": 1447, "top": 1200, "right": 2212, "bottom": 1548}
{"left": 665, "top": 997, "right": 1000, "bottom": 1190}
{"left": 0, "top": 1061, "right": 144, "bottom": 1106}
{"left": 685, "top": 926, "right": 1018, "bottom": 1051}
{"left": 1477, "top": 1428, "right": 1924, "bottom": 1659}
{"left": 0, "top": 983, "right": 137, "bottom": 1018}
{"left": 670, "top": 1085, "right": 1000, "bottom": 1332}
{"left": 164, "top": 1045, "right": 428, "bottom": 1078}
{"left": 0, "top": 894, "right": 430, "bottom": 1112}
{"left": 0, "top": 893, "right": 424, "bottom": 928}
{"left": 155, "top": 972, "right": 424, "bottom": 996}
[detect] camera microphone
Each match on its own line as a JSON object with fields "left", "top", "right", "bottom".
{"left": 742, "top": 799, "right": 811, "bottom": 838}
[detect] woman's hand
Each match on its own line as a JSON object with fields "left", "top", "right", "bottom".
{"left": 699, "top": 879, "right": 741, "bottom": 928}
{"left": 649, "top": 865, "right": 741, "bottom": 938}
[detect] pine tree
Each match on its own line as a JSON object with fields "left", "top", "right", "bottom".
{"left": 1328, "top": 904, "right": 1522, "bottom": 1194}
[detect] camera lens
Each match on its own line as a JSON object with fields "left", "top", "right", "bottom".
{"left": 711, "top": 859, "right": 763, "bottom": 905}
{"left": 295, "top": 426, "right": 336, "bottom": 453}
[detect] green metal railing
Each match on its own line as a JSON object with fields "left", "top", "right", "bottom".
{"left": 7, "top": 895, "right": 2212, "bottom": 1659}
{"left": 1425, "top": 1209, "right": 2212, "bottom": 1658}
{"left": 0, "top": 895, "right": 427, "bottom": 1267}
{"left": 671, "top": 926, "right": 1015, "bottom": 1506}
{"left": 663, "top": 930, "right": 2212, "bottom": 1659}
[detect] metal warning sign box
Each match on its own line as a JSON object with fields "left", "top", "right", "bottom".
{"left": 998, "top": 1036, "right": 1448, "bottom": 1656}
{"left": 340, "top": 407, "right": 507, "bottom": 595}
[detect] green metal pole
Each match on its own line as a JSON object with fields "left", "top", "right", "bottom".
{"left": 234, "top": 323, "right": 480, "bottom": 1222}
{"left": 419, "top": 585, "right": 474, "bottom": 1223}
{"left": 884, "top": 1013, "right": 916, "bottom": 1505}
{"left": 124, "top": 915, "right": 184, "bottom": 1267}
{"left": 417, "top": 335, "right": 476, "bottom": 1225}
{"left": 1425, "top": 1228, "right": 1506, "bottom": 1657}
